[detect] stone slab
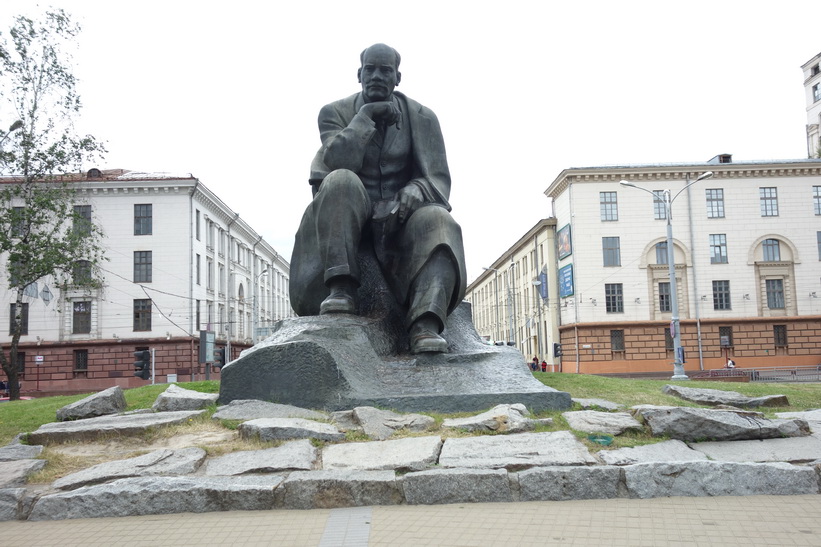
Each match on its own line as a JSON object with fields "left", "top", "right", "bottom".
{"left": 56, "top": 386, "right": 126, "bottom": 421}
{"left": 322, "top": 435, "right": 442, "bottom": 472}
{"left": 0, "top": 488, "right": 28, "bottom": 521}
{"left": 438, "top": 431, "right": 597, "bottom": 469}
{"left": 205, "top": 440, "right": 317, "bottom": 475}
{"left": 562, "top": 411, "right": 643, "bottom": 435}
{"left": 623, "top": 461, "right": 819, "bottom": 498}
{"left": 572, "top": 398, "right": 625, "bottom": 411}
{"left": 0, "top": 442, "right": 43, "bottom": 461}
{"left": 776, "top": 409, "right": 821, "bottom": 427}
{"left": 402, "top": 468, "right": 512, "bottom": 505}
{"left": 238, "top": 418, "right": 345, "bottom": 442}
{"left": 212, "top": 399, "right": 328, "bottom": 421}
{"left": 690, "top": 435, "right": 821, "bottom": 463}
{"left": 0, "top": 459, "right": 46, "bottom": 488}
{"left": 27, "top": 410, "right": 206, "bottom": 444}
{"left": 29, "top": 475, "right": 284, "bottom": 521}
{"left": 152, "top": 384, "right": 219, "bottom": 412}
{"left": 279, "top": 470, "right": 402, "bottom": 510}
{"left": 351, "top": 406, "right": 436, "bottom": 440}
{"left": 517, "top": 466, "right": 623, "bottom": 501}
{"left": 54, "top": 447, "right": 206, "bottom": 490}
{"left": 442, "top": 404, "right": 535, "bottom": 433}
{"left": 599, "top": 440, "right": 708, "bottom": 466}
{"left": 636, "top": 406, "right": 809, "bottom": 442}
{"left": 218, "top": 306, "right": 571, "bottom": 413}
{"left": 662, "top": 384, "right": 788, "bottom": 408}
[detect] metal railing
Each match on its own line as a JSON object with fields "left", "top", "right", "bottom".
{"left": 693, "top": 366, "right": 821, "bottom": 383}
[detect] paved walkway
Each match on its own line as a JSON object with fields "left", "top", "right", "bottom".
{"left": 2, "top": 494, "right": 819, "bottom": 546}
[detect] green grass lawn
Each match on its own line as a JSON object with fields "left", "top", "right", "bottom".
{"left": 534, "top": 373, "right": 821, "bottom": 414}
{"left": 0, "top": 381, "right": 220, "bottom": 446}
{"left": 0, "top": 375, "right": 818, "bottom": 447}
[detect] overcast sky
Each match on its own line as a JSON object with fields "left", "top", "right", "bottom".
{"left": 1, "top": 1, "right": 819, "bottom": 282}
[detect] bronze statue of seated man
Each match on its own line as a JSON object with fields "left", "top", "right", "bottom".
{"left": 289, "top": 43, "right": 466, "bottom": 355}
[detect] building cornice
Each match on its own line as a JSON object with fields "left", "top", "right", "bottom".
{"left": 545, "top": 160, "right": 821, "bottom": 199}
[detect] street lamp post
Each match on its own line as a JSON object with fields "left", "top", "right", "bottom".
{"left": 252, "top": 267, "right": 269, "bottom": 344}
{"left": 532, "top": 279, "right": 543, "bottom": 359}
{"left": 619, "top": 171, "right": 713, "bottom": 380}
{"left": 482, "top": 267, "right": 501, "bottom": 343}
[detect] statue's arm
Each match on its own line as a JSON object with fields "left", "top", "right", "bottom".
{"left": 318, "top": 104, "right": 376, "bottom": 172}
{"left": 406, "top": 106, "right": 452, "bottom": 209}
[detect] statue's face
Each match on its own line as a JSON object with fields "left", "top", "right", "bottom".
{"left": 358, "top": 45, "right": 400, "bottom": 103}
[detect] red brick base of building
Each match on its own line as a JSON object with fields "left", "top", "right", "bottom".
{"left": 3, "top": 337, "right": 250, "bottom": 395}
{"left": 557, "top": 316, "right": 821, "bottom": 375}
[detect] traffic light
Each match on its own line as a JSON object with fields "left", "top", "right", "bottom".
{"left": 553, "top": 343, "right": 563, "bottom": 357}
{"left": 213, "top": 347, "right": 225, "bottom": 370}
{"left": 133, "top": 350, "right": 151, "bottom": 380}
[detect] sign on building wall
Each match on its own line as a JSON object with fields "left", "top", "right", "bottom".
{"left": 559, "top": 264, "right": 574, "bottom": 298}
{"left": 557, "top": 224, "right": 572, "bottom": 259}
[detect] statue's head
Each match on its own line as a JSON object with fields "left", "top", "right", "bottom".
{"left": 358, "top": 43, "right": 401, "bottom": 103}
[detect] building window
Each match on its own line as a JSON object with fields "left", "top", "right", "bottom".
{"left": 134, "top": 204, "right": 152, "bottom": 235}
{"left": 133, "top": 299, "right": 152, "bottom": 331}
{"left": 759, "top": 187, "right": 778, "bottom": 217}
{"left": 817, "top": 232, "right": 821, "bottom": 260}
{"left": 762, "top": 239, "right": 781, "bottom": 262}
{"left": 814, "top": 83, "right": 821, "bottom": 102}
{"left": 73, "top": 204, "right": 92, "bottom": 236}
{"left": 766, "top": 279, "right": 785, "bottom": 309}
{"left": 712, "top": 280, "right": 731, "bottom": 310}
{"left": 72, "top": 301, "right": 91, "bottom": 334}
{"left": 719, "top": 326, "right": 733, "bottom": 348}
{"left": 9, "top": 303, "right": 28, "bottom": 335}
{"left": 705, "top": 189, "right": 725, "bottom": 218}
{"left": 664, "top": 327, "right": 674, "bottom": 350}
{"left": 600, "top": 192, "right": 618, "bottom": 221}
{"left": 195, "top": 209, "right": 201, "bottom": 241}
{"left": 11, "top": 206, "right": 25, "bottom": 238}
{"left": 655, "top": 242, "right": 668, "bottom": 265}
{"left": 658, "top": 282, "right": 671, "bottom": 312}
{"left": 709, "top": 234, "right": 728, "bottom": 264}
{"left": 602, "top": 237, "right": 621, "bottom": 266}
{"left": 206, "top": 258, "right": 214, "bottom": 290}
{"left": 72, "top": 260, "right": 92, "bottom": 285}
{"left": 814, "top": 186, "right": 821, "bottom": 215}
{"left": 74, "top": 349, "right": 89, "bottom": 371}
{"left": 652, "top": 191, "right": 666, "bottom": 220}
{"left": 605, "top": 283, "right": 623, "bottom": 313}
{"left": 773, "top": 324, "right": 788, "bottom": 347}
{"left": 611, "top": 329, "right": 625, "bottom": 352}
{"left": 134, "top": 251, "right": 152, "bottom": 283}
{"left": 196, "top": 254, "right": 201, "bottom": 285}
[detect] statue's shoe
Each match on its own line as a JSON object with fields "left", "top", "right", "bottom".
{"left": 410, "top": 327, "right": 448, "bottom": 354}
{"left": 319, "top": 289, "right": 356, "bottom": 315}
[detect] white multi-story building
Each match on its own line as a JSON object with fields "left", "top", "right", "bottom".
{"left": 466, "top": 219, "right": 561, "bottom": 369}
{"left": 0, "top": 169, "right": 292, "bottom": 393}
{"left": 802, "top": 52, "right": 821, "bottom": 158}
{"left": 543, "top": 156, "right": 821, "bottom": 375}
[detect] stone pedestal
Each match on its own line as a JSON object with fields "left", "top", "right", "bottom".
{"left": 219, "top": 302, "right": 570, "bottom": 413}
{"left": 221, "top": 248, "right": 569, "bottom": 413}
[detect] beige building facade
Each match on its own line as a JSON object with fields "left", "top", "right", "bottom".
{"left": 545, "top": 157, "right": 821, "bottom": 375}
{"left": 465, "top": 219, "right": 561, "bottom": 369}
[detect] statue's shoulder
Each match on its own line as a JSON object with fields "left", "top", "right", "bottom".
{"left": 395, "top": 91, "right": 438, "bottom": 121}
{"left": 320, "top": 93, "right": 360, "bottom": 118}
